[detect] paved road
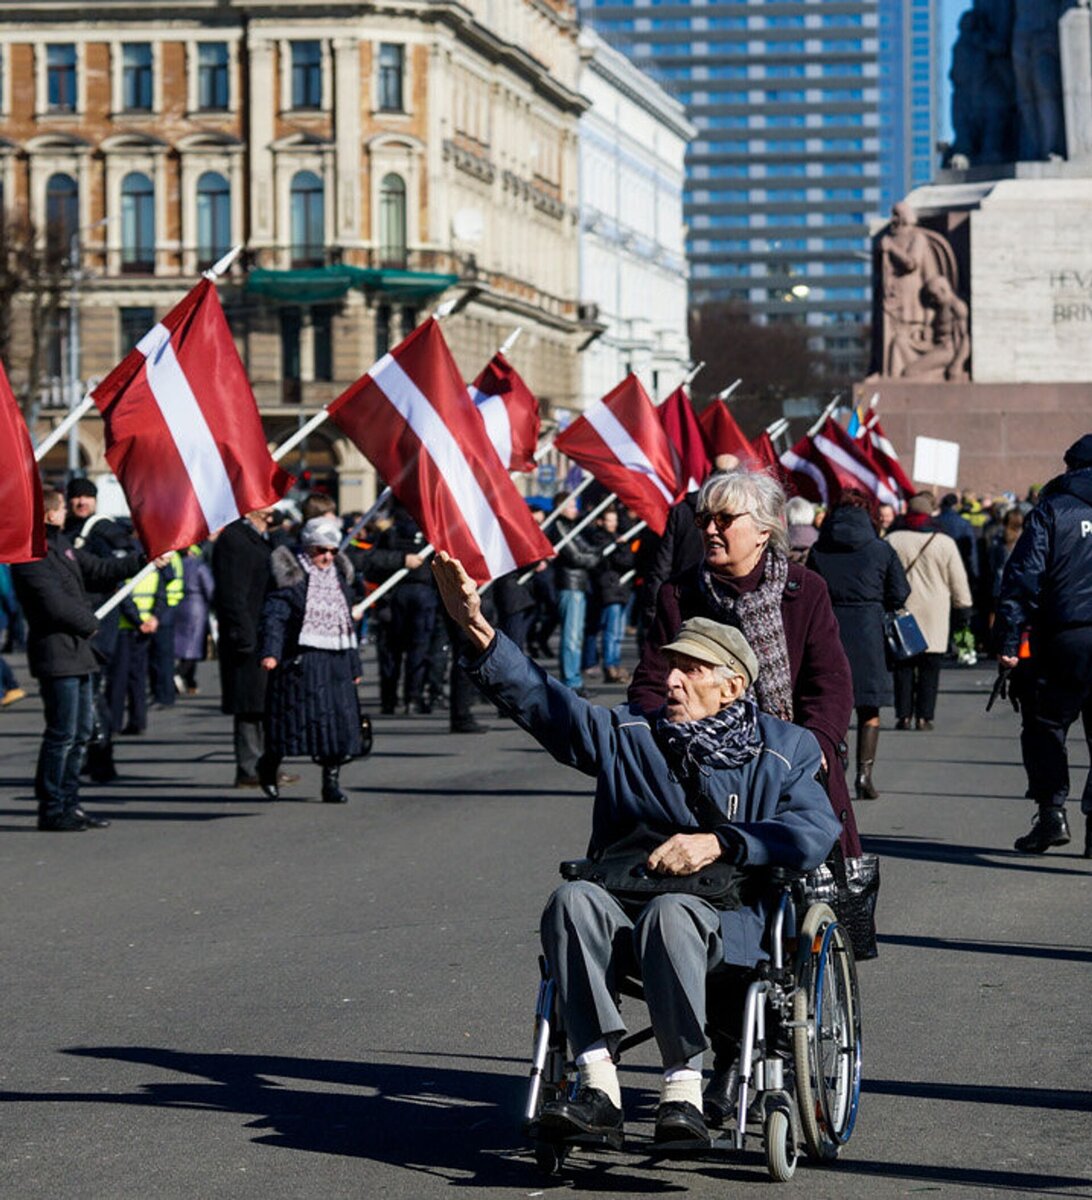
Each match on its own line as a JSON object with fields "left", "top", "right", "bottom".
{"left": 1, "top": 649, "right": 1090, "bottom": 1199}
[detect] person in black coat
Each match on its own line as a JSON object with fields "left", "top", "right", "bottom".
{"left": 583, "top": 507, "right": 636, "bottom": 683}
{"left": 808, "top": 490, "right": 910, "bottom": 800}
{"left": 11, "top": 487, "right": 144, "bottom": 831}
{"left": 258, "top": 518, "right": 363, "bottom": 804}
{"left": 211, "top": 508, "right": 281, "bottom": 788}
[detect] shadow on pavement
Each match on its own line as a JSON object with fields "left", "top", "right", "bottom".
{"left": 863, "top": 1077, "right": 1092, "bottom": 1112}
{"left": 879, "top": 932, "right": 1092, "bottom": 964}
{"left": 861, "top": 834, "right": 1092, "bottom": 876}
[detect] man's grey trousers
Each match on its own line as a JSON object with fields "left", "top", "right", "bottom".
{"left": 541, "top": 880, "right": 750, "bottom": 1071}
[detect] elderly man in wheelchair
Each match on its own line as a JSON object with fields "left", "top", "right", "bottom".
{"left": 433, "top": 553, "right": 859, "bottom": 1179}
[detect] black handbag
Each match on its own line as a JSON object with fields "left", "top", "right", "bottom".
{"left": 562, "top": 822, "right": 745, "bottom": 912}
{"left": 805, "top": 845, "right": 880, "bottom": 961}
{"left": 883, "top": 610, "right": 927, "bottom": 662}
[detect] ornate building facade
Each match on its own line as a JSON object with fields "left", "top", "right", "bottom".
{"left": 0, "top": 0, "right": 590, "bottom": 506}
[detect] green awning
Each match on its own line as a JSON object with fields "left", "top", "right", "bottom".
{"left": 245, "top": 265, "right": 460, "bottom": 305}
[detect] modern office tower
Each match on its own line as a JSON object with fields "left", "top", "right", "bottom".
{"left": 584, "top": 0, "right": 940, "bottom": 379}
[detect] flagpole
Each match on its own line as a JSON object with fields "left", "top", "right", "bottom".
{"left": 33, "top": 395, "right": 97, "bottom": 462}
{"left": 538, "top": 472, "right": 593, "bottom": 532}
{"left": 94, "top": 560, "right": 158, "bottom": 620}
{"left": 356, "top": 545, "right": 436, "bottom": 615}
{"left": 337, "top": 485, "right": 392, "bottom": 551}
{"left": 601, "top": 519, "right": 646, "bottom": 558}
{"left": 499, "top": 327, "right": 522, "bottom": 357}
{"left": 619, "top": 568, "right": 635, "bottom": 586}
{"left": 715, "top": 378, "right": 743, "bottom": 402}
{"left": 681, "top": 360, "right": 706, "bottom": 389}
{"left": 517, "top": 490, "right": 616, "bottom": 585}
{"left": 806, "top": 396, "right": 841, "bottom": 438}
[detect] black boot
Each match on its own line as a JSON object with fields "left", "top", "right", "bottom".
{"left": 855, "top": 724, "right": 880, "bottom": 800}
{"left": 1084, "top": 814, "right": 1092, "bottom": 860}
{"left": 321, "top": 763, "right": 348, "bottom": 804}
{"left": 257, "top": 754, "right": 280, "bottom": 801}
{"left": 1013, "top": 806, "right": 1070, "bottom": 853}
{"left": 86, "top": 741, "right": 119, "bottom": 784}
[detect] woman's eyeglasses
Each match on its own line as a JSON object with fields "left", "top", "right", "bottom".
{"left": 309, "top": 547, "right": 336, "bottom": 557}
{"left": 694, "top": 509, "right": 749, "bottom": 532}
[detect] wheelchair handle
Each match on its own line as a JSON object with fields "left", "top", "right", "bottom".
{"left": 559, "top": 858, "right": 592, "bottom": 880}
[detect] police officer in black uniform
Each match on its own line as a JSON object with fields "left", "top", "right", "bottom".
{"left": 996, "top": 434, "right": 1092, "bottom": 857}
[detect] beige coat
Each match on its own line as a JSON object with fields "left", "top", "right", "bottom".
{"left": 886, "top": 528, "right": 972, "bottom": 653}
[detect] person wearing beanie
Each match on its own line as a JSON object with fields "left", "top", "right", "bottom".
{"left": 257, "top": 516, "right": 368, "bottom": 804}
{"left": 997, "top": 435, "right": 1092, "bottom": 857}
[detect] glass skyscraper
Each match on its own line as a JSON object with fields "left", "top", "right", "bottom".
{"left": 583, "top": 0, "right": 941, "bottom": 379}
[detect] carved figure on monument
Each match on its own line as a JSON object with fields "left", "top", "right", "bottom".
{"left": 896, "top": 277, "right": 972, "bottom": 381}
{"left": 949, "top": 0, "right": 1018, "bottom": 164}
{"left": 1012, "top": 0, "right": 1071, "bottom": 159}
{"left": 879, "top": 203, "right": 963, "bottom": 377}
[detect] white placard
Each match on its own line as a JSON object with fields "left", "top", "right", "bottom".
{"left": 912, "top": 436, "right": 961, "bottom": 489}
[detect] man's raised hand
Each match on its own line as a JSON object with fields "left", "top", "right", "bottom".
{"left": 432, "top": 551, "right": 495, "bottom": 652}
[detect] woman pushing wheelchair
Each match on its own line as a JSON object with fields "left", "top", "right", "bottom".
{"left": 432, "top": 551, "right": 841, "bottom": 1152}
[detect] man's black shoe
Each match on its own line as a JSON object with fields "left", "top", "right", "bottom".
{"left": 72, "top": 807, "right": 111, "bottom": 829}
{"left": 37, "top": 812, "right": 87, "bottom": 832}
{"left": 654, "top": 1100, "right": 711, "bottom": 1146}
{"left": 537, "top": 1087, "right": 623, "bottom": 1145}
{"left": 450, "top": 718, "right": 488, "bottom": 734}
{"left": 702, "top": 1062, "right": 739, "bottom": 1129}
{"left": 1014, "top": 807, "right": 1070, "bottom": 853}
{"left": 1084, "top": 814, "right": 1092, "bottom": 859}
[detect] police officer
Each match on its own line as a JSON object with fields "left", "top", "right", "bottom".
{"left": 996, "top": 434, "right": 1092, "bottom": 856}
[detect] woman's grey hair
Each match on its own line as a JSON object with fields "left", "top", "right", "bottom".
{"left": 697, "top": 468, "right": 789, "bottom": 555}
{"left": 785, "top": 496, "right": 816, "bottom": 527}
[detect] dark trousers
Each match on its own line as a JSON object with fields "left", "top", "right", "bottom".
{"left": 36, "top": 674, "right": 93, "bottom": 818}
{"left": 149, "top": 616, "right": 176, "bottom": 706}
{"left": 108, "top": 630, "right": 149, "bottom": 733}
{"left": 234, "top": 714, "right": 264, "bottom": 780}
{"left": 893, "top": 651, "right": 943, "bottom": 721}
{"left": 380, "top": 583, "right": 437, "bottom": 708}
{"left": 1020, "top": 628, "right": 1092, "bottom": 811}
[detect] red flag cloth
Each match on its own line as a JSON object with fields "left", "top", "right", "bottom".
{"left": 328, "top": 319, "right": 554, "bottom": 585}
{"left": 859, "top": 414, "right": 915, "bottom": 499}
{"left": 780, "top": 434, "right": 842, "bottom": 506}
{"left": 812, "top": 417, "right": 900, "bottom": 507}
{"left": 0, "top": 360, "right": 45, "bottom": 563}
{"left": 658, "top": 386, "right": 712, "bottom": 493}
{"left": 468, "top": 351, "right": 540, "bottom": 473}
{"left": 554, "top": 374, "right": 681, "bottom": 535}
{"left": 698, "top": 399, "right": 755, "bottom": 464}
{"left": 92, "top": 280, "right": 291, "bottom": 557}
{"left": 751, "top": 430, "right": 796, "bottom": 493}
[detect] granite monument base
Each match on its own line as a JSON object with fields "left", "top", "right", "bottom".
{"left": 851, "top": 379, "right": 1092, "bottom": 496}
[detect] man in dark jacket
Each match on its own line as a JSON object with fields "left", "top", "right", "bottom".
{"left": 212, "top": 508, "right": 286, "bottom": 787}
{"left": 12, "top": 488, "right": 144, "bottom": 831}
{"left": 997, "top": 434, "right": 1092, "bottom": 856}
{"left": 551, "top": 491, "right": 600, "bottom": 695}
{"left": 433, "top": 551, "right": 840, "bottom": 1149}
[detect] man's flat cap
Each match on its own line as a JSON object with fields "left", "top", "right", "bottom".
{"left": 1064, "top": 434, "right": 1092, "bottom": 470}
{"left": 65, "top": 478, "right": 97, "bottom": 499}
{"left": 660, "top": 617, "right": 759, "bottom": 687}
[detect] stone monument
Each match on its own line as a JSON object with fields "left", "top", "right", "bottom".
{"left": 862, "top": 0, "right": 1092, "bottom": 494}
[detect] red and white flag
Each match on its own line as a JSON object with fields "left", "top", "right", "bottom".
{"left": 658, "top": 386, "right": 712, "bottom": 493}
{"left": 812, "top": 417, "right": 900, "bottom": 507}
{"left": 780, "top": 435, "right": 838, "bottom": 505}
{"left": 857, "top": 413, "right": 915, "bottom": 499}
{"left": 0, "top": 360, "right": 45, "bottom": 563}
{"left": 92, "top": 280, "right": 292, "bottom": 556}
{"left": 468, "top": 351, "right": 540, "bottom": 473}
{"left": 328, "top": 319, "right": 554, "bottom": 585}
{"left": 554, "top": 375, "right": 680, "bottom": 535}
{"left": 699, "top": 399, "right": 755, "bottom": 464}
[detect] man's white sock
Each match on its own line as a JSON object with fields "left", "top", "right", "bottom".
{"left": 660, "top": 1066, "right": 703, "bottom": 1110}
{"left": 576, "top": 1043, "right": 622, "bottom": 1109}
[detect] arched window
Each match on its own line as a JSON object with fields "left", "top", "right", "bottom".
{"left": 120, "top": 170, "right": 155, "bottom": 273}
{"left": 45, "top": 172, "right": 79, "bottom": 260}
{"left": 379, "top": 172, "right": 406, "bottom": 267}
{"left": 290, "top": 170, "right": 324, "bottom": 267}
{"left": 196, "top": 170, "right": 230, "bottom": 267}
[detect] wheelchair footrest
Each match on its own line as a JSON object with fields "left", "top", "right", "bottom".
{"left": 647, "top": 1133, "right": 737, "bottom": 1159}
{"left": 528, "top": 1122, "right": 624, "bottom": 1153}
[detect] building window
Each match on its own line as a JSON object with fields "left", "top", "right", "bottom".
{"left": 196, "top": 171, "right": 231, "bottom": 267}
{"left": 313, "top": 305, "right": 333, "bottom": 381}
{"left": 119, "top": 306, "right": 155, "bottom": 355}
{"left": 122, "top": 44, "right": 153, "bottom": 112}
{"left": 291, "top": 41, "right": 322, "bottom": 110}
{"left": 198, "top": 42, "right": 229, "bottom": 110}
{"left": 290, "top": 170, "right": 324, "bottom": 266}
{"left": 46, "top": 44, "right": 77, "bottom": 112}
{"left": 45, "top": 173, "right": 79, "bottom": 260}
{"left": 121, "top": 171, "right": 155, "bottom": 273}
{"left": 378, "top": 43, "right": 404, "bottom": 112}
{"left": 379, "top": 173, "right": 406, "bottom": 267}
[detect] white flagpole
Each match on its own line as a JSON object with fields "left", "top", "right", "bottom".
{"left": 601, "top": 519, "right": 646, "bottom": 558}
{"left": 499, "top": 326, "right": 522, "bottom": 357}
{"left": 619, "top": 568, "right": 636, "bottom": 586}
{"left": 33, "top": 396, "right": 97, "bottom": 463}
{"left": 94, "top": 560, "right": 158, "bottom": 620}
{"left": 681, "top": 360, "right": 706, "bottom": 389}
{"left": 338, "top": 485, "right": 393, "bottom": 552}
{"left": 715, "top": 378, "right": 743, "bottom": 402}
{"left": 356, "top": 545, "right": 436, "bottom": 615}
{"left": 807, "top": 396, "right": 841, "bottom": 438}
{"left": 516, "top": 490, "right": 615, "bottom": 585}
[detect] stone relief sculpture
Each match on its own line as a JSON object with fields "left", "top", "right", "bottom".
{"left": 879, "top": 203, "right": 969, "bottom": 380}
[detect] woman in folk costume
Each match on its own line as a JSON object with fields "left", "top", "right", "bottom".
{"left": 258, "top": 517, "right": 367, "bottom": 803}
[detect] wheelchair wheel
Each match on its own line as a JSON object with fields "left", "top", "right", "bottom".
{"left": 792, "top": 902, "right": 862, "bottom": 1162}
{"left": 763, "top": 1109, "right": 797, "bottom": 1182}
{"left": 534, "top": 1140, "right": 570, "bottom": 1176}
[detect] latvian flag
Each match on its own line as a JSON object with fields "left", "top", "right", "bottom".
{"left": 554, "top": 375, "right": 681, "bottom": 535}
{"left": 658, "top": 386, "right": 712, "bottom": 493}
{"left": 328, "top": 319, "right": 554, "bottom": 585}
{"left": 699, "top": 398, "right": 755, "bottom": 465}
{"left": 782, "top": 418, "right": 900, "bottom": 507}
{"left": 92, "top": 280, "right": 292, "bottom": 556}
{"left": 0, "top": 358, "right": 45, "bottom": 562}
{"left": 469, "top": 351, "right": 539, "bottom": 473}
{"left": 858, "top": 413, "right": 915, "bottom": 499}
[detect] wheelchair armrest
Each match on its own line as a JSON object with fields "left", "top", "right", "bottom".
{"left": 764, "top": 865, "right": 808, "bottom": 887}
{"left": 559, "top": 858, "right": 592, "bottom": 880}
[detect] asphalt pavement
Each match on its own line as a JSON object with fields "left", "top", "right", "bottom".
{"left": 1, "top": 646, "right": 1090, "bottom": 1199}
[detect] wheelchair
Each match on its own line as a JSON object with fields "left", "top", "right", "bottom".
{"left": 524, "top": 867, "right": 862, "bottom": 1182}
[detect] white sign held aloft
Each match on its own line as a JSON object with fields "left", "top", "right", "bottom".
{"left": 912, "top": 436, "right": 961, "bottom": 490}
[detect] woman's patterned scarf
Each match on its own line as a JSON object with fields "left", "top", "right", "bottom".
{"left": 656, "top": 697, "right": 761, "bottom": 782}
{"left": 699, "top": 550, "right": 794, "bottom": 721}
{"left": 297, "top": 553, "right": 356, "bottom": 651}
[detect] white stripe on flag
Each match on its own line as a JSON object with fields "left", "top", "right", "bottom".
{"left": 814, "top": 434, "right": 899, "bottom": 507}
{"left": 374, "top": 356, "right": 517, "bottom": 578}
{"left": 780, "top": 449, "right": 829, "bottom": 506}
{"left": 584, "top": 402, "right": 674, "bottom": 504}
{"left": 872, "top": 430, "right": 898, "bottom": 460}
{"left": 136, "top": 323, "right": 241, "bottom": 534}
{"left": 470, "top": 385, "right": 512, "bottom": 471}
